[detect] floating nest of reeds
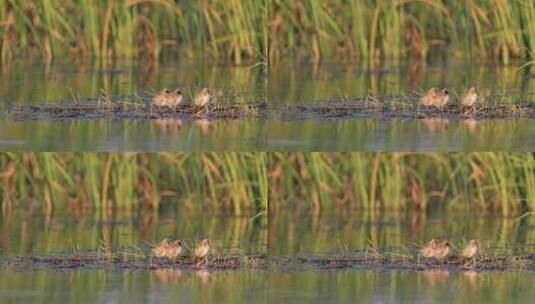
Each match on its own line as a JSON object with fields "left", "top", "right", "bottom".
{"left": 278, "top": 97, "right": 535, "bottom": 120}
{"left": 2, "top": 252, "right": 268, "bottom": 271}
{"left": 4, "top": 98, "right": 268, "bottom": 121}
{"left": 2, "top": 250, "right": 535, "bottom": 272}
{"left": 273, "top": 253, "right": 535, "bottom": 272}
{"left": 3, "top": 95, "right": 535, "bottom": 121}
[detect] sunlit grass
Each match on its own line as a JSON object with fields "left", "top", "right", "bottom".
{"left": 269, "top": 153, "right": 535, "bottom": 215}
{"left": 0, "top": 0, "right": 267, "bottom": 65}
{"left": 268, "top": 0, "right": 535, "bottom": 64}
{"left": 0, "top": 153, "right": 267, "bottom": 216}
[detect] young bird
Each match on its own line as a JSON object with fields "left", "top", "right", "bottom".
{"left": 166, "top": 89, "right": 183, "bottom": 108}
{"left": 153, "top": 88, "right": 172, "bottom": 107}
{"left": 152, "top": 239, "right": 170, "bottom": 258}
{"left": 420, "top": 239, "right": 437, "bottom": 258}
{"left": 462, "top": 239, "right": 480, "bottom": 259}
{"left": 433, "top": 240, "right": 450, "bottom": 259}
{"left": 420, "top": 88, "right": 438, "bottom": 106}
{"left": 193, "top": 88, "right": 212, "bottom": 107}
{"left": 194, "top": 239, "right": 211, "bottom": 259}
{"left": 434, "top": 89, "right": 450, "bottom": 109}
{"left": 165, "top": 240, "right": 183, "bottom": 259}
{"left": 462, "top": 87, "right": 478, "bottom": 108}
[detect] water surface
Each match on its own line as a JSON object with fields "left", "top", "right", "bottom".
{"left": 0, "top": 210, "right": 266, "bottom": 257}
{"left": 0, "top": 59, "right": 267, "bottom": 151}
{"left": 0, "top": 269, "right": 268, "bottom": 303}
{"left": 267, "top": 270, "right": 535, "bottom": 303}
{"left": 266, "top": 118, "right": 535, "bottom": 151}
{"left": 0, "top": 119, "right": 267, "bottom": 151}
{"left": 268, "top": 211, "right": 535, "bottom": 255}
{"left": 266, "top": 60, "right": 535, "bottom": 151}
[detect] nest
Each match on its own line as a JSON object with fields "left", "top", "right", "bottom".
{"left": 278, "top": 97, "right": 535, "bottom": 120}
{"left": 5, "top": 99, "right": 268, "bottom": 121}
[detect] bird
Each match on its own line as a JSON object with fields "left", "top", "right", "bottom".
{"left": 166, "top": 89, "right": 183, "bottom": 108}
{"left": 420, "top": 88, "right": 438, "bottom": 106}
{"left": 433, "top": 240, "right": 450, "bottom": 259}
{"left": 152, "top": 239, "right": 170, "bottom": 258}
{"left": 420, "top": 239, "right": 437, "bottom": 258}
{"left": 194, "top": 239, "right": 211, "bottom": 259}
{"left": 153, "top": 88, "right": 172, "bottom": 107}
{"left": 434, "top": 89, "right": 450, "bottom": 109}
{"left": 164, "top": 240, "right": 183, "bottom": 259}
{"left": 193, "top": 88, "right": 212, "bottom": 107}
{"left": 462, "top": 239, "right": 480, "bottom": 259}
{"left": 462, "top": 87, "right": 478, "bottom": 108}
{"left": 152, "top": 239, "right": 182, "bottom": 259}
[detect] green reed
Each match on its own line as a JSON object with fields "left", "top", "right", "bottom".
{"left": 0, "top": 0, "right": 266, "bottom": 65}
{"left": 268, "top": 0, "right": 535, "bottom": 64}
{"left": 269, "top": 153, "right": 535, "bottom": 215}
{"left": 0, "top": 153, "right": 267, "bottom": 215}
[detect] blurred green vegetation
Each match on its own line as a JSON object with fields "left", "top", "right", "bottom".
{"left": 0, "top": 153, "right": 268, "bottom": 216}
{"left": 269, "top": 153, "right": 535, "bottom": 216}
{"left": 269, "top": 0, "right": 535, "bottom": 64}
{"left": 0, "top": 0, "right": 266, "bottom": 65}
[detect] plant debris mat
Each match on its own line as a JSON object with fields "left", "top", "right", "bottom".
{"left": 2, "top": 253, "right": 268, "bottom": 271}
{"left": 4, "top": 99, "right": 268, "bottom": 121}
{"left": 277, "top": 97, "right": 535, "bottom": 120}
{"left": 272, "top": 253, "right": 535, "bottom": 272}
{"left": 3, "top": 251, "right": 535, "bottom": 272}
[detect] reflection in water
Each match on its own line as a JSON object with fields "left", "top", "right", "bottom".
{"left": 154, "top": 119, "right": 183, "bottom": 134}
{"left": 0, "top": 210, "right": 266, "bottom": 257}
{"left": 265, "top": 60, "right": 535, "bottom": 151}
{"left": 152, "top": 269, "right": 183, "bottom": 284}
{"left": 0, "top": 270, "right": 268, "bottom": 303}
{"left": 267, "top": 270, "right": 535, "bottom": 303}
{"left": 0, "top": 59, "right": 267, "bottom": 151}
{"left": 463, "top": 119, "right": 479, "bottom": 135}
{"left": 422, "top": 270, "right": 450, "bottom": 286}
{"left": 0, "top": 60, "right": 265, "bottom": 106}
{"left": 266, "top": 118, "right": 535, "bottom": 151}
{"left": 269, "top": 60, "right": 533, "bottom": 106}
{"left": 196, "top": 270, "right": 211, "bottom": 285}
{"left": 422, "top": 118, "right": 449, "bottom": 134}
{"left": 0, "top": 119, "right": 268, "bottom": 151}
{"left": 268, "top": 211, "right": 535, "bottom": 256}
{"left": 194, "top": 119, "right": 212, "bottom": 135}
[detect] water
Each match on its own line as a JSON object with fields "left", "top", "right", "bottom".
{"left": 0, "top": 119, "right": 268, "bottom": 151}
{"left": 3, "top": 59, "right": 535, "bottom": 150}
{"left": 1, "top": 268, "right": 533, "bottom": 303}
{"left": 0, "top": 59, "right": 267, "bottom": 151}
{"left": 266, "top": 60, "right": 535, "bottom": 151}
{"left": 3, "top": 58, "right": 535, "bottom": 151}
{"left": 0, "top": 270, "right": 268, "bottom": 303}
{"left": 0, "top": 210, "right": 268, "bottom": 302}
{"left": 267, "top": 270, "right": 535, "bottom": 303}
{"left": 268, "top": 211, "right": 535, "bottom": 255}
{"left": 265, "top": 211, "right": 535, "bottom": 303}
{"left": 1, "top": 209, "right": 534, "bottom": 302}
{"left": 268, "top": 60, "right": 534, "bottom": 106}
{"left": 0, "top": 211, "right": 267, "bottom": 257}
{"left": 266, "top": 118, "right": 535, "bottom": 151}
